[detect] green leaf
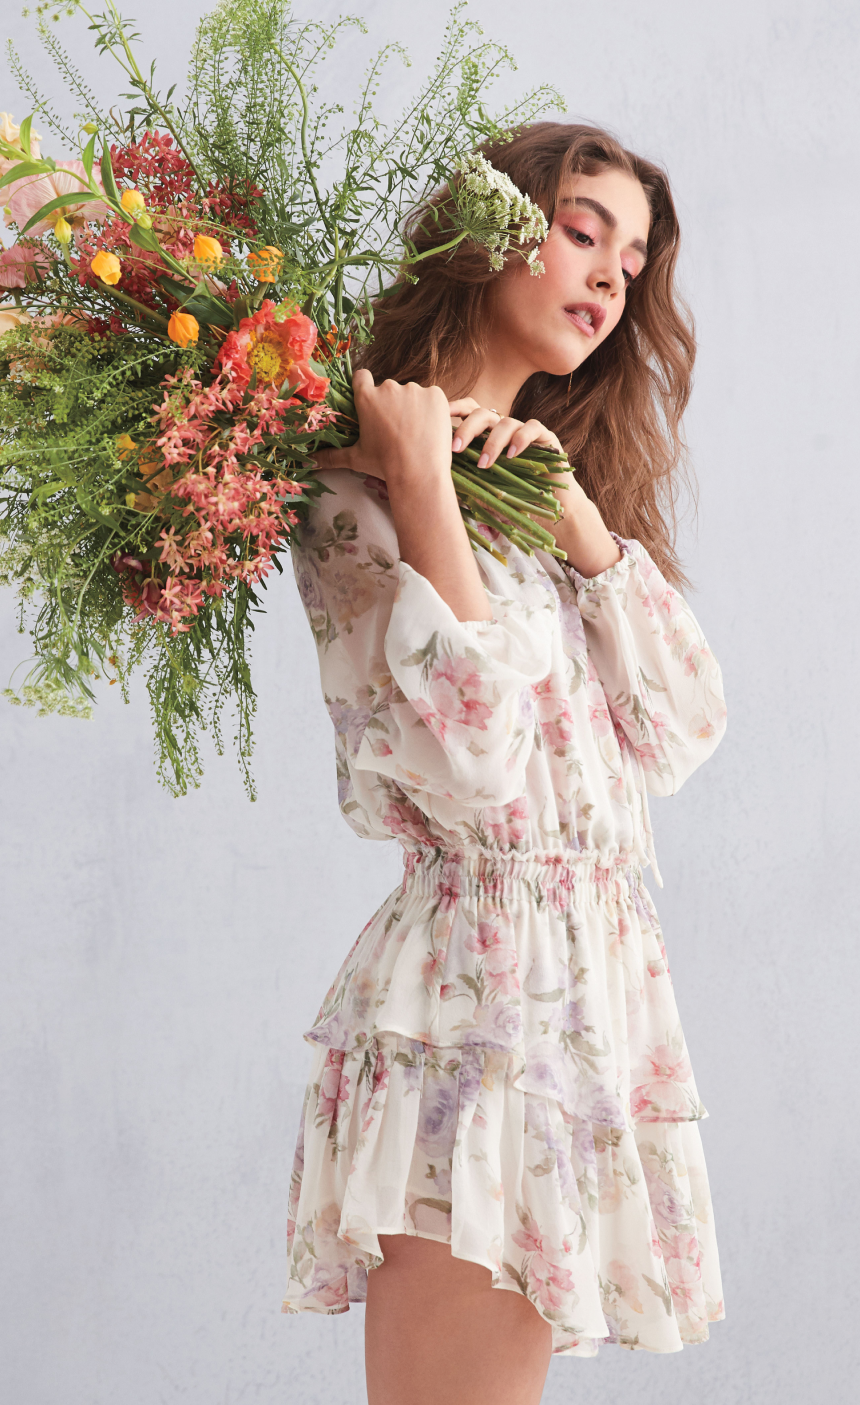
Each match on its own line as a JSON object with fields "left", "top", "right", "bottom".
{"left": 18, "top": 116, "right": 32, "bottom": 158}
{"left": 31, "top": 480, "right": 68, "bottom": 504}
{"left": 156, "top": 275, "right": 234, "bottom": 327}
{"left": 19, "top": 190, "right": 95, "bottom": 235}
{"left": 128, "top": 222, "right": 163, "bottom": 254}
{"left": 99, "top": 144, "right": 122, "bottom": 207}
{"left": 81, "top": 132, "right": 97, "bottom": 181}
{"left": 0, "top": 162, "right": 48, "bottom": 191}
{"left": 74, "top": 485, "right": 120, "bottom": 531}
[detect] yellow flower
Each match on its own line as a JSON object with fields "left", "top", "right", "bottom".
{"left": 247, "top": 245, "right": 283, "bottom": 282}
{"left": 193, "top": 233, "right": 223, "bottom": 266}
{"left": 91, "top": 250, "right": 121, "bottom": 285}
{"left": 53, "top": 217, "right": 72, "bottom": 244}
{"left": 168, "top": 309, "right": 199, "bottom": 347}
{"left": 121, "top": 189, "right": 145, "bottom": 216}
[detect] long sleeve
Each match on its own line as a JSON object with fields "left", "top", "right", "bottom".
{"left": 292, "top": 470, "right": 556, "bottom": 832}
{"left": 569, "top": 537, "right": 727, "bottom": 797}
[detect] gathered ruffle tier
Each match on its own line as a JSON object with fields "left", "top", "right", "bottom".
{"left": 282, "top": 846, "right": 724, "bottom": 1354}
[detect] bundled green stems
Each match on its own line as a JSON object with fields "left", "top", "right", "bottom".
{"left": 321, "top": 382, "right": 569, "bottom": 562}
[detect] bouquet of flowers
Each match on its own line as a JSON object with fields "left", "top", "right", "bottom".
{"left": 0, "top": 0, "right": 566, "bottom": 795}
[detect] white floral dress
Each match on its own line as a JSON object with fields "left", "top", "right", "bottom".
{"left": 281, "top": 467, "right": 727, "bottom": 1355}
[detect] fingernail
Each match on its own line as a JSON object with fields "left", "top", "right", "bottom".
{"left": 452, "top": 436, "right": 462, "bottom": 452}
{"left": 477, "top": 453, "right": 489, "bottom": 468}
{"left": 506, "top": 445, "right": 516, "bottom": 457}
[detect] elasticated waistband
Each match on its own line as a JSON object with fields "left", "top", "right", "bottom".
{"left": 400, "top": 843, "right": 641, "bottom": 901}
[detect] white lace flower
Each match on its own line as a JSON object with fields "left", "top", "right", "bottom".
{"left": 450, "top": 152, "right": 547, "bottom": 275}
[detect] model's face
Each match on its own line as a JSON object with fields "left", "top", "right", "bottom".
{"left": 490, "top": 168, "right": 651, "bottom": 378}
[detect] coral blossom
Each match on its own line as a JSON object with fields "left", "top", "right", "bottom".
{"left": 215, "top": 300, "right": 328, "bottom": 399}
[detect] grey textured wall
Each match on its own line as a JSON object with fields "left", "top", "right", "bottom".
{"left": 2, "top": 2, "right": 858, "bottom": 1402}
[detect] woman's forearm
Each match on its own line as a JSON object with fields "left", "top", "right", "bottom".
{"left": 547, "top": 472, "right": 622, "bottom": 578}
{"left": 386, "top": 465, "right": 493, "bottom": 622}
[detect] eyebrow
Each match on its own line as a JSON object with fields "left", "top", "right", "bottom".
{"left": 559, "top": 196, "right": 649, "bottom": 261}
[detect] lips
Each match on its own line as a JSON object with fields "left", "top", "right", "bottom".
{"left": 563, "top": 302, "right": 606, "bottom": 338}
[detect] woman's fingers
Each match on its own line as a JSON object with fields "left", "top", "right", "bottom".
{"left": 451, "top": 405, "right": 504, "bottom": 453}
{"left": 478, "top": 417, "right": 563, "bottom": 468}
{"left": 310, "top": 444, "right": 356, "bottom": 473}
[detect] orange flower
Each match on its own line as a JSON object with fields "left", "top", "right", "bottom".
{"left": 215, "top": 299, "right": 328, "bottom": 400}
{"left": 193, "top": 234, "right": 223, "bottom": 266}
{"left": 168, "top": 309, "right": 199, "bottom": 347}
{"left": 316, "top": 324, "right": 352, "bottom": 362}
{"left": 116, "top": 435, "right": 174, "bottom": 511}
{"left": 134, "top": 456, "right": 175, "bottom": 513}
{"left": 91, "top": 249, "right": 121, "bottom": 285}
{"left": 247, "top": 245, "right": 283, "bottom": 282}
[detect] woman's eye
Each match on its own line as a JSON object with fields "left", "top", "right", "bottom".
{"left": 564, "top": 226, "right": 593, "bottom": 247}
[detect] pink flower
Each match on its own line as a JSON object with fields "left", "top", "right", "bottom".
{"left": 4, "top": 161, "right": 109, "bottom": 235}
{"left": 633, "top": 741, "right": 664, "bottom": 771}
{"left": 0, "top": 242, "right": 52, "bottom": 288}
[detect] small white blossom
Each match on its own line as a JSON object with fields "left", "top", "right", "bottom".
{"left": 450, "top": 151, "right": 547, "bottom": 275}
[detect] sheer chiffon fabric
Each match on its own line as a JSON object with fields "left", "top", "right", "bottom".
{"left": 282, "top": 470, "right": 727, "bottom": 1353}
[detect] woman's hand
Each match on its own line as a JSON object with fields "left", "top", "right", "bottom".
{"left": 311, "top": 368, "right": 453, "bottom": 485}
{"left": 311, "top": 370, "right": 492, "bottom": 623}
{"left": 447, "top": 396, "right": 620, "bottom": 578}
{"left": 447, "top": 398, "right": 566, "bottom": 471}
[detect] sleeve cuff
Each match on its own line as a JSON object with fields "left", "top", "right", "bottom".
{"left": 563, "top": 533, "right": 638, "bottom": 591}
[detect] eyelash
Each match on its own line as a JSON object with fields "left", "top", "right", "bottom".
{"left": 563, "top": 226, "right": 636, "bottom": 284}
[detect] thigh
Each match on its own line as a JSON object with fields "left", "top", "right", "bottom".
{"left": 364, "top": 1234, "right": 552, "bottom": 1405}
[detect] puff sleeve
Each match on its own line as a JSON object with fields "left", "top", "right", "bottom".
{"left": 292, "top": 470, "right": 555, "bottom": 829}
{"left": 569, "top": 536, "right": 727, "bottom": 796}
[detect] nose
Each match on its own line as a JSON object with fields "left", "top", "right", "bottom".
{"left": 586, "top": 257, "right": 625, "bottom": 299}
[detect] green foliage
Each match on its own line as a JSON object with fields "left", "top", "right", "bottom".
{"left": 1, "top": 0, "right": 567, "bottom": 798}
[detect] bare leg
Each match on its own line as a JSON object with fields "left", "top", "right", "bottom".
{"left": 365, "top": 1234, "right": 552, "bottom": 1405}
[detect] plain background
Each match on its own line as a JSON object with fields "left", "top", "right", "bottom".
{"left": 1, "top": 1, "right": 858, "bottom": 1402}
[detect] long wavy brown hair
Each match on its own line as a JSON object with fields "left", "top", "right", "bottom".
{"left": 355, "top": 121, "right": 696, "bottom": 588}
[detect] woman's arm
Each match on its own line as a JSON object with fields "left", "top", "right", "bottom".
{"left": 312, "top": 370, "right": 491, "bottom": 622}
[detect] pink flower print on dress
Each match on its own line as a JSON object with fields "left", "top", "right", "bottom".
{"left": 513, "top": 1215, "right": 576, "bottom": 1312}
{"left": 426, "top": 654, "right": 494, "bottom": 735}
{"left": 436, "top": 861, "right": 462, "bottom": 912}
{"left": 381, "top": 798, "right": 432, "bottom": 844}
{"left": 663, "top": 1230, "right": 701, "bottom": 1264}
{"left": 317, "top": 1053, "right": 351, "bottom": 1127}
{"left": 666, "top": 1257, "right": 704, "bottom": 1316}
{"left": 482, "top": 795, "right": 529, "bottom": 846}
{"left": 532, "top": 676, "right": 574, "bottom": 751}
{"left": 689, "top": 710, "right": 716, "bottom": 741}
{"left": 421, "top": 947, "right": 448, "bottom": 989}
{"left": 631, "top": 1041, "right": 694, "bottom": 1120}
{"left": 607, "top": 1258, "right": 644, "bottom": 1313}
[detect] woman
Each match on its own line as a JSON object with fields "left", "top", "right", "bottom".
{"left": 282, "top": 122, "right": 727, "bottom": 1405}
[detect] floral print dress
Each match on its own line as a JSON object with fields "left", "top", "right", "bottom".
{"left": 282, "top": 467, "right": 727, "bottom": 1355}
